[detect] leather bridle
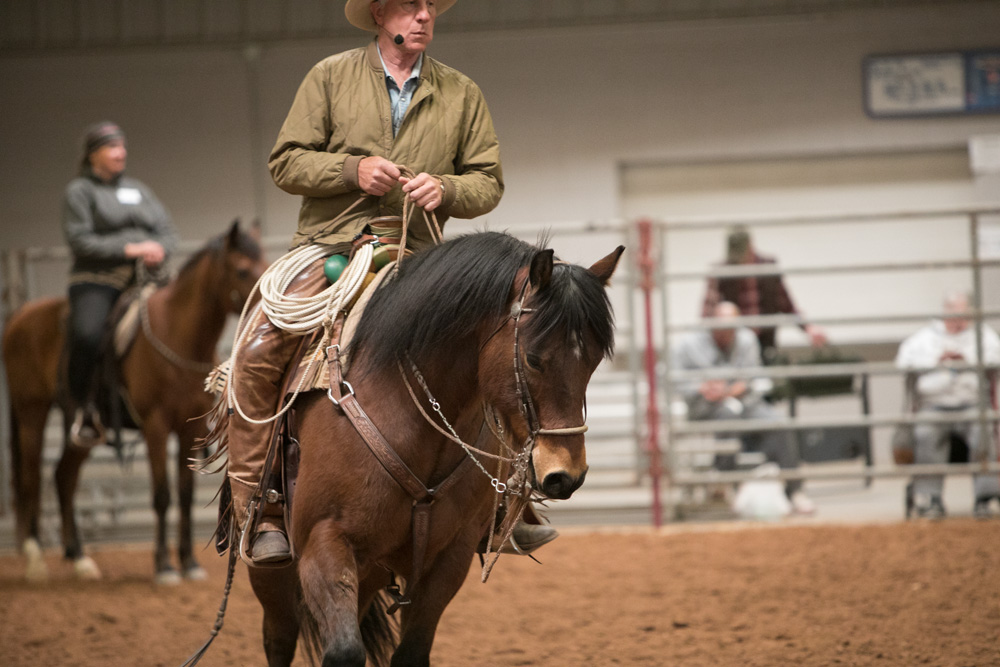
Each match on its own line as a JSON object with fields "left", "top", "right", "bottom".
{"left": 507, "top": 273, "right": 589, "bottom": 441}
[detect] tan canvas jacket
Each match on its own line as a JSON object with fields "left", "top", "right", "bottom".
{"left": 269, "top": 40, "right": 504, "bottom": 251}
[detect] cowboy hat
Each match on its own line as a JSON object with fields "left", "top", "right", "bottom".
{"left": 345, "top": 0, "right": 457, "bottom": 32}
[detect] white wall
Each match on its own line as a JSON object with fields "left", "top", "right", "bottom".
{"left": 1, "top": 3, "right": 998, "bottom": 292}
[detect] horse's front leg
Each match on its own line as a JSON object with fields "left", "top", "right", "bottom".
{"left": 175, "top": 421, "right": 206, "bottom": 580}
{"left": 143, "top": 415, "right": 177, "bottom": 584}
{"left": 54, "top": 429, "right": 102, "bottom": 580}
{"left": 299, "top": 518, "right": 367, "bottom": 667}
{"left": 392, "top": 533, "right": 479, "bottom": 667}
{"left": 249, "top": 562, "right": 302, "bottom": 667}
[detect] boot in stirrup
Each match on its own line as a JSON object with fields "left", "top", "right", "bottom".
{"left": 70, "top": 404, "right": 106, "bottom": 449}
{"left": 477, "top": 519, "right": 559, "bottom": 556}
{"left": 249, "top": 488, "right": 291, "bottom": 565}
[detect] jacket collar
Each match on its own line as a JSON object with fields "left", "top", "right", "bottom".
{"left": 366, "top": 38, "right": 434, "bottom": 86}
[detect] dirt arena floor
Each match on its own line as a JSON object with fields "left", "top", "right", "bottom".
{"left": 1, "top": 519, "right": 998, "bottom": 666}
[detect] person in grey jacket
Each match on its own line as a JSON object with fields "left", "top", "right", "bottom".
{"left": 62, "top": 121, "right": 177, "bottom": 447}
{"left": 673, "top": 301, "right": 814, "bottom": 514}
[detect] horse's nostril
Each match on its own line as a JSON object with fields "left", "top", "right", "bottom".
{"left": 541, "top": 470, "right": 586, "bottom": 500}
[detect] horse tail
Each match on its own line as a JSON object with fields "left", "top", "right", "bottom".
{"left": 298, "top": 591, "right": 398, "bottom": 667}
{"left": 359, "top": 593, "right": 398, "bottom": 667}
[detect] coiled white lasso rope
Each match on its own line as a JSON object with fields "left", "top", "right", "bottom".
{"left": 224, "top": 241, "right": 375, "bottom": 426}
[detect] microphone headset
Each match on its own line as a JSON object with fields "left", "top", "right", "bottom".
{"left": 378, "top": 24, "right": 405, "bottom": 45}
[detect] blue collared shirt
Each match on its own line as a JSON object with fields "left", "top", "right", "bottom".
{"left": 377, "top": 44, "right": 423, "bottom": 137}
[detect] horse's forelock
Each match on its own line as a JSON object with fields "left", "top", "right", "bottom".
{"left": 523, "top": 263, "right": 616, "bottom": 362}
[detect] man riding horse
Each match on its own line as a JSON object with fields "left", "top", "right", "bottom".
{"left": 63, "top": 121, "right": 177, "bottom": 448}
{"left": 226, "top": 0, "right": 557, "bottom": 565}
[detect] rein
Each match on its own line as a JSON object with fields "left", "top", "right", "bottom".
{"left": 139, "top": 297, "right": 216, "bottom": 374}
{"left": 134, "top": 257, "right": 216, "bottom": 375}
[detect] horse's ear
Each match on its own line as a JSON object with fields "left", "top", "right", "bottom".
{"left": 225, "top": 218, "right": 241, "bottom": 248}
{"left": 529, "top": 249, "right": 554, "bottom": 291}
{"left": 588, "top": 246, "right": 625, "bottom": 286}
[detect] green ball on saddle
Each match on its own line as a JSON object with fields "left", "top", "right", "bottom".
{"left": 324, "top": 254, "right": 349, "bottom": 283}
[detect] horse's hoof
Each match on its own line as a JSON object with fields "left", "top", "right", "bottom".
{"left": 23, "top": 537, "right": 42, "bottom": 558}
{"left": 23, "top": 539, "right": 48, "bottom": 583}
{"left": 155, "top": 570, "right": 182, "bottom": 586}
{"left": 74, "top": 556, "right": 102, "bottom": 580}
{"left": 183, "top": 566, "right": 208, "bottom": 581}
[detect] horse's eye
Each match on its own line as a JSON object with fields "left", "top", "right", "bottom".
{"left": 526, "top": 352, "right": 544, "bottom": 371}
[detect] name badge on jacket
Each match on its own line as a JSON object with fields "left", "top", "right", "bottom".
{"left": 116, "top": 187, "right": 142, "bottom": 205}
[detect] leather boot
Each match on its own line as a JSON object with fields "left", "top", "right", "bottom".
{"left": 253, "top": 487, "right": 292, "bottom": 564}
{"left": 226, "top": 257, "right": 329, "bottom": 565}
{"left": 477, "top": 501, "right": 559, "bottom": 556}
{"left": 503, "top": 521, "right": 559, "bottom": 555}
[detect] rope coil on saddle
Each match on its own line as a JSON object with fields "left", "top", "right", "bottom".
{"left": 221, "top": 165, "right": 443, "bottom": 425}
{"left": 223, "top": 241, "right": 373, "bottom": 426}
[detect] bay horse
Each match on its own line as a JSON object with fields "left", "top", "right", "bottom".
{"left": 3, "top": 221, "right": 266, "bottom": 584}
{"left": 239, "top": 232, "right": 622, "bottom": 666}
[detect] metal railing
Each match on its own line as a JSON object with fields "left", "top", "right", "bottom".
{"left": 641, "top": 204, "right": 1000, "bottom": 523}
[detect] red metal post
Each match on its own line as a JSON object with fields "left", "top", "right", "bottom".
{"left": 637, "top": 219, "right": 663, "bottom": 527}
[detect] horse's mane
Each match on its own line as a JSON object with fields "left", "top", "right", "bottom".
{"left": 350, "top": 231, "right": 615, "bottom": 371}
{"left": 176, "top": 226, "right": 262, "bottom": 277}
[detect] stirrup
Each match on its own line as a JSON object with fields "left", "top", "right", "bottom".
{"left": 250, "top": 531, "right": 292, "bottom": 565}
{"left": 70, "top": 407, "right": 105, "bottom": 449}
{"left": 237, "top": 498, "right": 293, "bottom": 568}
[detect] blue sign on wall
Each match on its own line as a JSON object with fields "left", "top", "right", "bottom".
{"left": 966, "top": 51, "right": 1000, "bottom": 112}
{"left": 864, "top": 50, "right": 1000, "bottom": 117}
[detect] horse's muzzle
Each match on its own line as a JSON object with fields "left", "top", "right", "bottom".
{"left": 539, "top": 467, "right": 588, "bottom": 500}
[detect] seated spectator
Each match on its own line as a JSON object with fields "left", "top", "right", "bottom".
{"left": 673, "top": 301, "right": 815, "bottom": 514}
{"left": 895, "top": 291, "right": 1000, "bottom": 518}
{"left": 702, "top": 225, "right": 826, "bottom": 364}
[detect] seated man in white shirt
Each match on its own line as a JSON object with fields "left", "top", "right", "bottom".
{"left": 673, "top": 301, "right": 814, "bottom": 514}
{"left": 895, "top": 291, "right": 1000, "bottom": 518}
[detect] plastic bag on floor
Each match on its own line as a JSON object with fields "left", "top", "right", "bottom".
{"left": 732, "top": 463, "right": 791, "bottom": 520}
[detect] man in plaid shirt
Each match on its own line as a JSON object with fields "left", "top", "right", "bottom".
{"left": 702, "top": 226, "right": 827, "bottom": 363}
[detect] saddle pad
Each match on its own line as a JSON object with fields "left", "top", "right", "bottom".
{"left": 113, "top": 284, "right": 157, "bottom": 358}
{"left": 289, "top": 261, "right": 397, "bottom": 394}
